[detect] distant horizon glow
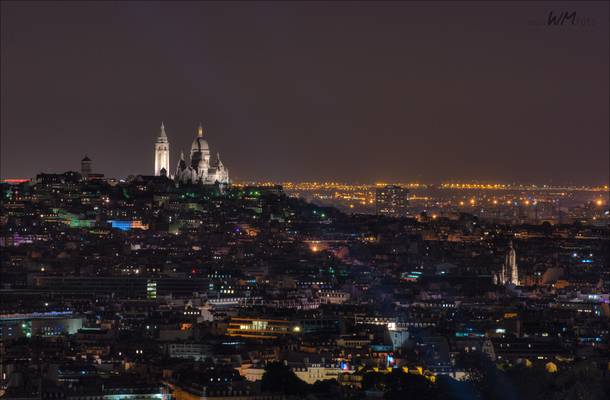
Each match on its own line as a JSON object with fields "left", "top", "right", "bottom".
{"left": 2, "top": 176, "right": 610, "bottom": 187}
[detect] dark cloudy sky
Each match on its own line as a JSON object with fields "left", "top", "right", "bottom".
{"left": 1, "top": 1, "right": 608, "bottom": 184}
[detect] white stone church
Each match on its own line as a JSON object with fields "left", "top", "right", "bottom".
{"left": 154, "top": 122, "right": 229, "bottom": 185}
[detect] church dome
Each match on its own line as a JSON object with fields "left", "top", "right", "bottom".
{"left": 190, "top": 123, "right": 210, "bottom": 154}
{"left": 191, "top": 136, "right": 209, "bottom": 153}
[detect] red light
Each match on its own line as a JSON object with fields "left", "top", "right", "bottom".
{"left": 3, "top": 179, "right": 30, "bottom": 184}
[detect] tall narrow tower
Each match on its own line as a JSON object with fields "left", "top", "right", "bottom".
{"left": 506, "top": 240, "right": 518, "bottom": 285}
{"left": 81, "top": 156, "right": 92, "bottom": 178}
{"left": 154, "top": 122, "right": 170, "bottom": 176}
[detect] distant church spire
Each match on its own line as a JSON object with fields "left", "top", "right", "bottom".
{"left": 508, "top": 240, "right": 519, "bottom": 285}
{"left": 198, "top": 122, "right": 204, "bottom": 137}
{"left": 499, "top": 239, "right": 519, "bottom": 286}
{"left": 155, "top": 122, "right": 170, "bottom": 176}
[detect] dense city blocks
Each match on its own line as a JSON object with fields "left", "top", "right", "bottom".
{"left": 1, "top": 173, "right": 608, "bottom": 399}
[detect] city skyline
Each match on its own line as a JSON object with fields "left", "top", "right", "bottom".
{"left": 1, "top": 3, "right": 609, "bottom": 399}
{"left": 1, "top": 2, "right": 608, "bottom": 184}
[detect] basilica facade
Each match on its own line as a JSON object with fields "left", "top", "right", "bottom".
{"left": 153, "top": 122, "right": 229, "bottom": 185}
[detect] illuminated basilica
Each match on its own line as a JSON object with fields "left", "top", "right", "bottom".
{"left": 153, "top": 122, "right": 229, "bottom": 185}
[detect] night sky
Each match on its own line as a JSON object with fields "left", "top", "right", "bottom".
{"left": 1, "top": 1, "right": 608, "bottom": 184}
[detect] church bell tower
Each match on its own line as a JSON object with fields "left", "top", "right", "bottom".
{"left": 154, "top": 122, "right": 170, "bottom": 176}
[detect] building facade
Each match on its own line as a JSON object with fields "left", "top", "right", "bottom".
{"left": 375, "top": 185, "right": 409, "bottom": 217}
